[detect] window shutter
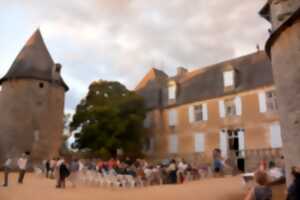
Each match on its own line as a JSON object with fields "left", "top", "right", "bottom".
{"left": 219, "top": 131, "right": 228, "bottom": 158}
{"left": 258, "top": 92, "right": 267, "bottom": 113}
{"left": 195, "top": 133, "right": 205, "bottom": 153}
{"left": 270, "top": 123, "right": 283, "bottom": 148}
{"left": 238, "top": 130, "right": 245, "bottom": 157}
{"left": 169, "top": 135, "right": 178, "bottom": 153}
{"left": 203, "top": 103, "right": 208, "bottom": 121}
{"left": 188, "top": 106, "right": 195, "bottom": 123}
{"left": 168, "top": 110, "right": 177, "bottom": 126}
{"left": 235, "top": 96, "right": 242, "bottom": 116}
{"left": 219, "top": 100, "right": 225, "bottom": 118}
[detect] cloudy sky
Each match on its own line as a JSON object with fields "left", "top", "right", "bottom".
{"left": 0, "top": 0, "right": 270, "bottom": 113}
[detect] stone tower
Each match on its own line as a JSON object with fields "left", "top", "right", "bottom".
{"left": 0, "top": 29, "right": 68, "bottom": 163}
{"left": 260, "top": 1, "right": 300, "bottom": 184}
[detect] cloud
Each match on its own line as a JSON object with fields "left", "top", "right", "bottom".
{"left": 0, "top": 0, "right": 270, "bottom": 112}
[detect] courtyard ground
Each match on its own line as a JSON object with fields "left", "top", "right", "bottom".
{"left": 0, "top": 173, "right": 285, "bottom": 200}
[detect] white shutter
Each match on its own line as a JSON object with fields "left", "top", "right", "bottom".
{"left": 168, "top": 110, "right": 177, "bottom": 126}
{"left": 219, "top": 100, "right": 225, "bottom": 118}
{"left": 203, "top": 103, "right": 208, "bottom": 121}
{"left": 219, "top": 131, "right": 228, "bottom": 158}
{"left": 169, "top": 135, "right": 178, "bottom": 153}
{"left": 258, "top": 92, "right": 267, "bottom": 113}
{"left": 238, "top": 130, "right": 245, "bottom": 157}
{"left": 270, "top": 123, "right": 283, "bottom": 148}
{"left": 195, "top": 133, "right": 205, "bottom": 153}
{"left": 235, "top": 96, "right": 242, "bottom": 116}
{"left": 188, "top": 106, "right": 195, "bottom": 123}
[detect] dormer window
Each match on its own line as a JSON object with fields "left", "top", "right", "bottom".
{"left": 168, "top": 81, "right": 177, "bottom": 100}
{"left": 55, "top": 64, "right": 62, "bottom": 73}
{"left": 223, "top": 70, "right": 235, "bottom": 88}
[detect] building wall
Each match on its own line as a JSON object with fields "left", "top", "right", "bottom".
{"left": 145, "top": 86, "right": 281, "bottom": 169}
{"left": 0, "top": 79, "right": 65, "bottom": 163}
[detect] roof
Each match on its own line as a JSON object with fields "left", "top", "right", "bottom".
{"left": 0, "top": 29, "right": 69, "bottom": 91}
{"left": 136, "top": 51, "right": 274, "bottom": 109}
{"left": 265, "top": 7, "right": 300, "bottom": 57}
{"left": 259, "top": 2, "right": 271, "bottom": 22}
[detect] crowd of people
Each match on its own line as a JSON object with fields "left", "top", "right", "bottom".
{"left": 40, "top": 156, "right": 210, "bottom": 189}
{"left": 2, "top": 150, "right": 300, "bottom": 200}
{"left": 243, "top": 157, "right": 300, "bottom": 200}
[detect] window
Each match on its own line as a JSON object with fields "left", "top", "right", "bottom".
{"left": 189, "top": 103, "right": 208, "bottom": 123}
{"left": 144, "top": 113, "right": 152, "bottom": 128}
{"left": 266, "top": 90, "right": 278, "bottom": 112}
{"left": 194, "top": 105, "right": 204, "bottom": 121}
{"left": 168, "top": 135, "right": 178, "bottom": 153}
{"left": 224, "top": 98, "right": 236, "bottom": 116}
{"left": 144, "top": 137, "right": 155, "bottom": 153}
{"left": 223, "top": 70, "right": 234, "bottom": 87}
{"left": 270, "top": 123, "right": 282, "bottom": 148}
{"left": 55, "top": 65, "right": 61, "bottom": 73}
{"left": 168, "top": 81, "right": 176, "bottom": 100}
{"left": 39, "top": 82, "right": 44, "bottom": 88}
{"left": 258, "top": 90, "right": 278, "bottom": 113}
{"left": 194, "top": 133, "right": 205, "bottom": 153}
{"left": 168, "top": 109, "right": 177, "bottom": 127}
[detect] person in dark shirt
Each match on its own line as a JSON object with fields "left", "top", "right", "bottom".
{"left": 45, "top": 160, "right": 50, "bottom": 178}
{"left": 57, "top": 159, "right": 70, "bottom": 189}
{"left": 287, "top": 166, "right": 300, "bottom": 200}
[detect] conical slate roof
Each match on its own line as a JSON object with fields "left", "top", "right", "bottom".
{"left": 0, "top": 29, "right": 68, "bottom": 91}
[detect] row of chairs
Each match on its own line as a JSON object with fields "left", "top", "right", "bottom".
{"left": 78, "top": 170, "right": 137, "bottom": 188}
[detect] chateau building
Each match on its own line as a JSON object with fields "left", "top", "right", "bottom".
{"left": 136, "top": 51, "right": 282, "bottom": 172}
{"left": 0, "top": 29, "right": 68, "bottom": 164}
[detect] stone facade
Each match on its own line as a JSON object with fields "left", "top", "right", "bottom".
{"left": 136, "top": 52, "right": 283, "bottom": 172}
{"left": 0, "top": 29, "right": 68, "bottom": 164}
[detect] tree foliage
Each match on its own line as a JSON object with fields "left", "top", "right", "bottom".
{"left": 70, "top": 80, "right": 146, "bottom": 159}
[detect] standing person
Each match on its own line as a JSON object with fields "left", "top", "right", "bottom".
{"left": 244, "top": 170, "right": 272, "bottom": 200}
{"left": 212, "top": 148, "right": 224, "bottom": 177}
{"left": 45, "top": 160, "right": 51, "bottom": 178}
{"left": 286, "top": 166, "right": 300, "bottom": 200}
{"left": 2, "top": 156, "right": 12, "bottom": 187}
{"left": 167, "top": 159, "right": 177, "bottom": 184}
{"left": 57, "top": 159, "right": 70, "bottom": 189}
{"left": 17, "top": 151, "right": 30, "bottom": 184}
{"left": 68, "top": 159, "right": 79, "bottom": 187}
{"left": 49, "top": 158, "right": 57, "bottom": 179}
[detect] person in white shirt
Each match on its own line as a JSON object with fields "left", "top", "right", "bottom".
{"left": 3, "top": 156, "right": 12, "bottom": 187}
{"left": 17, "top": 152, "right": 30, "bottom": 184}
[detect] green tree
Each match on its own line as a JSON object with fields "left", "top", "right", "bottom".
{"left": 70, "top": 80, "right": 146, "bottom": 159}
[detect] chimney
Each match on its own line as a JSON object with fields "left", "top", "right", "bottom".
{"left": 177, "top": 67, "right": 188, "bottom": 76}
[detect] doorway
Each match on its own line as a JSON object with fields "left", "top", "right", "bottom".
{"left": 227, "top": 129, "right": 245, "bottom": 172}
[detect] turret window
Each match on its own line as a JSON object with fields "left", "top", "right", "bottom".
{"left": 39, "top": 82, "right": 44, "bottom": 88}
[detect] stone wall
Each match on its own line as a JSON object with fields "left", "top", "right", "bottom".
{"left": 0, "top": 79, "right": 65, "bottom": 164}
